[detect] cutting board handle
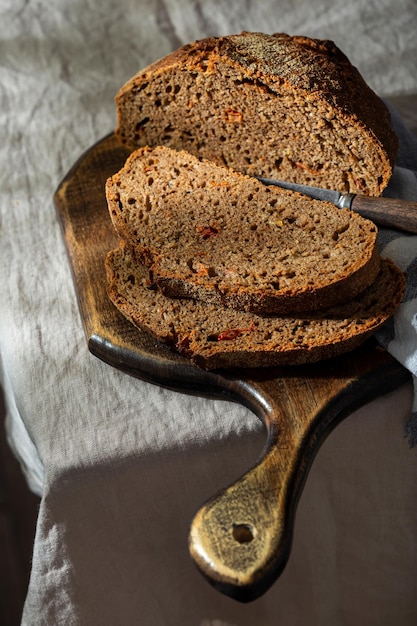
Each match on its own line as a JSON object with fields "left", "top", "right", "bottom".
{"left": 188, "top": 348, "right": 410, "bottom": 602}
{"left": 189, "top": 415, "right": 300, "bottom": 602}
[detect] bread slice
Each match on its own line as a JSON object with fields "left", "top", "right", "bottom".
{"left": 106, "top": 145, "right": 380, "bottom": 315}
{"left": 115, "top": 32, "right": 398, "bottom": 196}
{"left": 105, "top": 242, "right": 405, "bottom": 370}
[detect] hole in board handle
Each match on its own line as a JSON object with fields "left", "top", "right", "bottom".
{"left": 232, "top": 523, "right": 255, "bottom": 544}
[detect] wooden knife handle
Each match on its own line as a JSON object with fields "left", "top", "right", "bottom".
{"left": 351, "top": 195, "right": 417, "bottom": 233}
{"left": 188, "top": 347, "right": 411, "bottom": 602}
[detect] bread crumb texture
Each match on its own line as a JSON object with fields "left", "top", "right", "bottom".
{"left": 115, "top": 32, "right": 398, "bottom": 196}
{"left": 105, "top": 32, "right": 404, "bottom": 369}
{"left": 106, "top": 145, "right": 380, "bottom": 314}
{"left": 105, "top": 242, "right": 405, "bottom": 370}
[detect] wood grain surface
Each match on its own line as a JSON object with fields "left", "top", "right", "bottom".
{"left": 54, "top": 133, "right": 411, "bottom": 602}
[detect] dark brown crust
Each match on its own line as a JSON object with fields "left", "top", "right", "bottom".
{"left": 152, "top": 242, "right": 380, "bottom": 315}
{"left": 106, "top": 146, "right": 381, "bottom": 315}
{"left": 115, "top": 32, "right": 398, "bottom": 194}
{"left": 105, "top": 244, "right": 405, "bottom": 370}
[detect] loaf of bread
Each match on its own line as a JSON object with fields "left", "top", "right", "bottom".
{"left": 106, "top": 145, "right": 380, "bottom": 314}
{"left": 105, "top": 242, "right": 405, "bottom": 370}
{"left": 115, "top": 32, "right": 398, "bottom": 196}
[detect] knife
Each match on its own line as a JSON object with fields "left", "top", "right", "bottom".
{"left": 256, "top": 176, "right": 417, "bottom": 234}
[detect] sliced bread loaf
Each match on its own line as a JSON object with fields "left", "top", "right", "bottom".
{"left": 106, "top": 146, "right": 380, "bottom": 314}
{"left": 115, "top": 32, "right": 398, "bottom": 196}
{"left": 105, "top": 242, "right": 405, "bottom": 370}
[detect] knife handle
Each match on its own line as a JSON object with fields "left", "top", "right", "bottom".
{"left": 350, "top": 195, "right": 417, "bottom": 234}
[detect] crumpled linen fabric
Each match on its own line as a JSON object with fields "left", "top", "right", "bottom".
{"left": 376, "top": 104, "right": 417, "bottom": 445}
{"left": 1, "top": 0, "right": 417, "bottom": 624}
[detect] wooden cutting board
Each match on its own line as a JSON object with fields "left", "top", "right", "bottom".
{"left": 54, "top": 133, "right": 411, "bottom": 603}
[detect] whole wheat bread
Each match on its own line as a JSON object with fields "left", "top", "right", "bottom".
{"left": 115, "top": 32, "right": 398, "bottom": 196}
{"left": 105, "top": 242, "right": 405, "bottom": 370}
{"left": 106, "top": 146, "right": 380, "bottom": 314}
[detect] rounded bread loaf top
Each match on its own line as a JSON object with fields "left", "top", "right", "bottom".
{"left": 115, "top": 32, "right": 398, "bottom": 196}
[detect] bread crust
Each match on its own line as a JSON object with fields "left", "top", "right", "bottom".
{"left": 106, "top": 145, "right": 380, "bottom": 315}
{"left": 105, "top": 243, "right": 405, "bottom": 370}
{"left": 115, "top": 32, "right": 398, "bottom": 195}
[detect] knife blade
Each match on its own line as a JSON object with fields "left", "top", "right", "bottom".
{"left": 256, "top": 176, "right": 417, "bottom": 234}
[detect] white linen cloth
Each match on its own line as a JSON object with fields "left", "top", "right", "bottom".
{"left": 1, "top": 1, "right": 417, "bottom": 624}
{"left": 376, "top": 103, "right": 417, "bottom": 444}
